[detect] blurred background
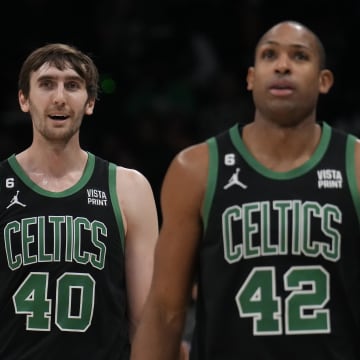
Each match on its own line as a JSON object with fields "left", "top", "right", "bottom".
{"left": 1, "top": 0, "right": 359, "bottom": 211}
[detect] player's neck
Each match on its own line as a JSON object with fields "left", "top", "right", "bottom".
{"left": 15, "top": 146, "right": 88, "bottom": 191}
{"left": 242, "top": 121, "right": 322, "bottom": 172}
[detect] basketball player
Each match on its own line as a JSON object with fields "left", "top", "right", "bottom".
{"left": 130, "top": 21, "right": 360, "bottom": 359}
{"left": 0, "top": 43, "right": 159, "bottom": 359}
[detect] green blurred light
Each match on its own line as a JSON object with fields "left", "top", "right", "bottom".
{"left": 101, "top": 76, "right": 116, "bottom": 94}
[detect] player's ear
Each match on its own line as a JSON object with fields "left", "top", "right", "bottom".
{"left": 246, "top": 67, "right": 255, "bottom": 91}
{"left": 319, "top": 69, "right": 334, "bottom": 94}
{"left": 18, "top": 90, "right": 30, "bottom": 113}
{"left": 85, "top": 98, "right": 95, "bottom": 115}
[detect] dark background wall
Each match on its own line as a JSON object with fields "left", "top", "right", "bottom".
{"left": 1, "top": 0, "right": 359, "bottom": 210}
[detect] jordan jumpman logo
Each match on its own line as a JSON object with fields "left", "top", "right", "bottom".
{"left": 223, "top": 168, "right": 247, "bottom": 189}
{"left": 6, "top": 190, "right": 26, "bottom": 209}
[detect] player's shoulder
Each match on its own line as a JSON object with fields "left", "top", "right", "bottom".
{"left": 116, "top": 165, "right": 152, "bottom": 190}
{"left": 353, "top": 137, "right": 360, "bottom": 161}
{"left": 172, "top": 125, "right": 237, "bottom": 170}
{"left": 91, "top": 153, "right": 150, "bottom": 187}
{"left": 170, "top": 141, "right": 209, "bottom": 176}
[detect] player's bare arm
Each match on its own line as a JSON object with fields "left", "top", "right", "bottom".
{"left": 116, "top": 167, "right": 159, "bottom": 340}
{"left": 131, "top": 142, "right": 209, "bottom": 360}
{"left": 355, "top": 140, "right": 360, "bottom": 193}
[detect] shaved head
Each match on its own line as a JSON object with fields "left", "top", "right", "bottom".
{"left": 255, "top": 21, "right": 326, "bottom": 69}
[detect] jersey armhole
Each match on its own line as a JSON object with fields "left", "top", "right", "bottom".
{"left": 202, "top": 137, "right": 218, "bottom": 232}
{"left": 346, "top": 135, "right": 360, "bottom": 225}
{"left": 109, "top": 163, "right": 126, "bottom": 252}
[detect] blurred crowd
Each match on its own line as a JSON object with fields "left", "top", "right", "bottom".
{"left": 1, "top": 0, "right": 359, "bottom": 210}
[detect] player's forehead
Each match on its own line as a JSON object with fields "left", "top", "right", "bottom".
{"left": 256, "top": 22, "right": 318, "bottom": 53}
{"left": 31, "top": 63, "right": 83, "bottom": 81}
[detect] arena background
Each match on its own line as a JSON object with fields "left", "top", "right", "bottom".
{"left": 1, "top": 0, "right": 358, "bottom": 213}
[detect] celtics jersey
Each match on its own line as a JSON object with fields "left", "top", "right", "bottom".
{"left": 0, "top": 152, "right": 130, "bottom": 359}
{"left": 191, "top": 122, "right": 360, "bottom": 359}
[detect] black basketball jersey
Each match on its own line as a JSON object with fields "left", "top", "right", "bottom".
{"left": 190, "top": 122, "right": 360, "bottom": 359}
{"left": 0, "top": 152, "right": 130, "bottom": 360}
